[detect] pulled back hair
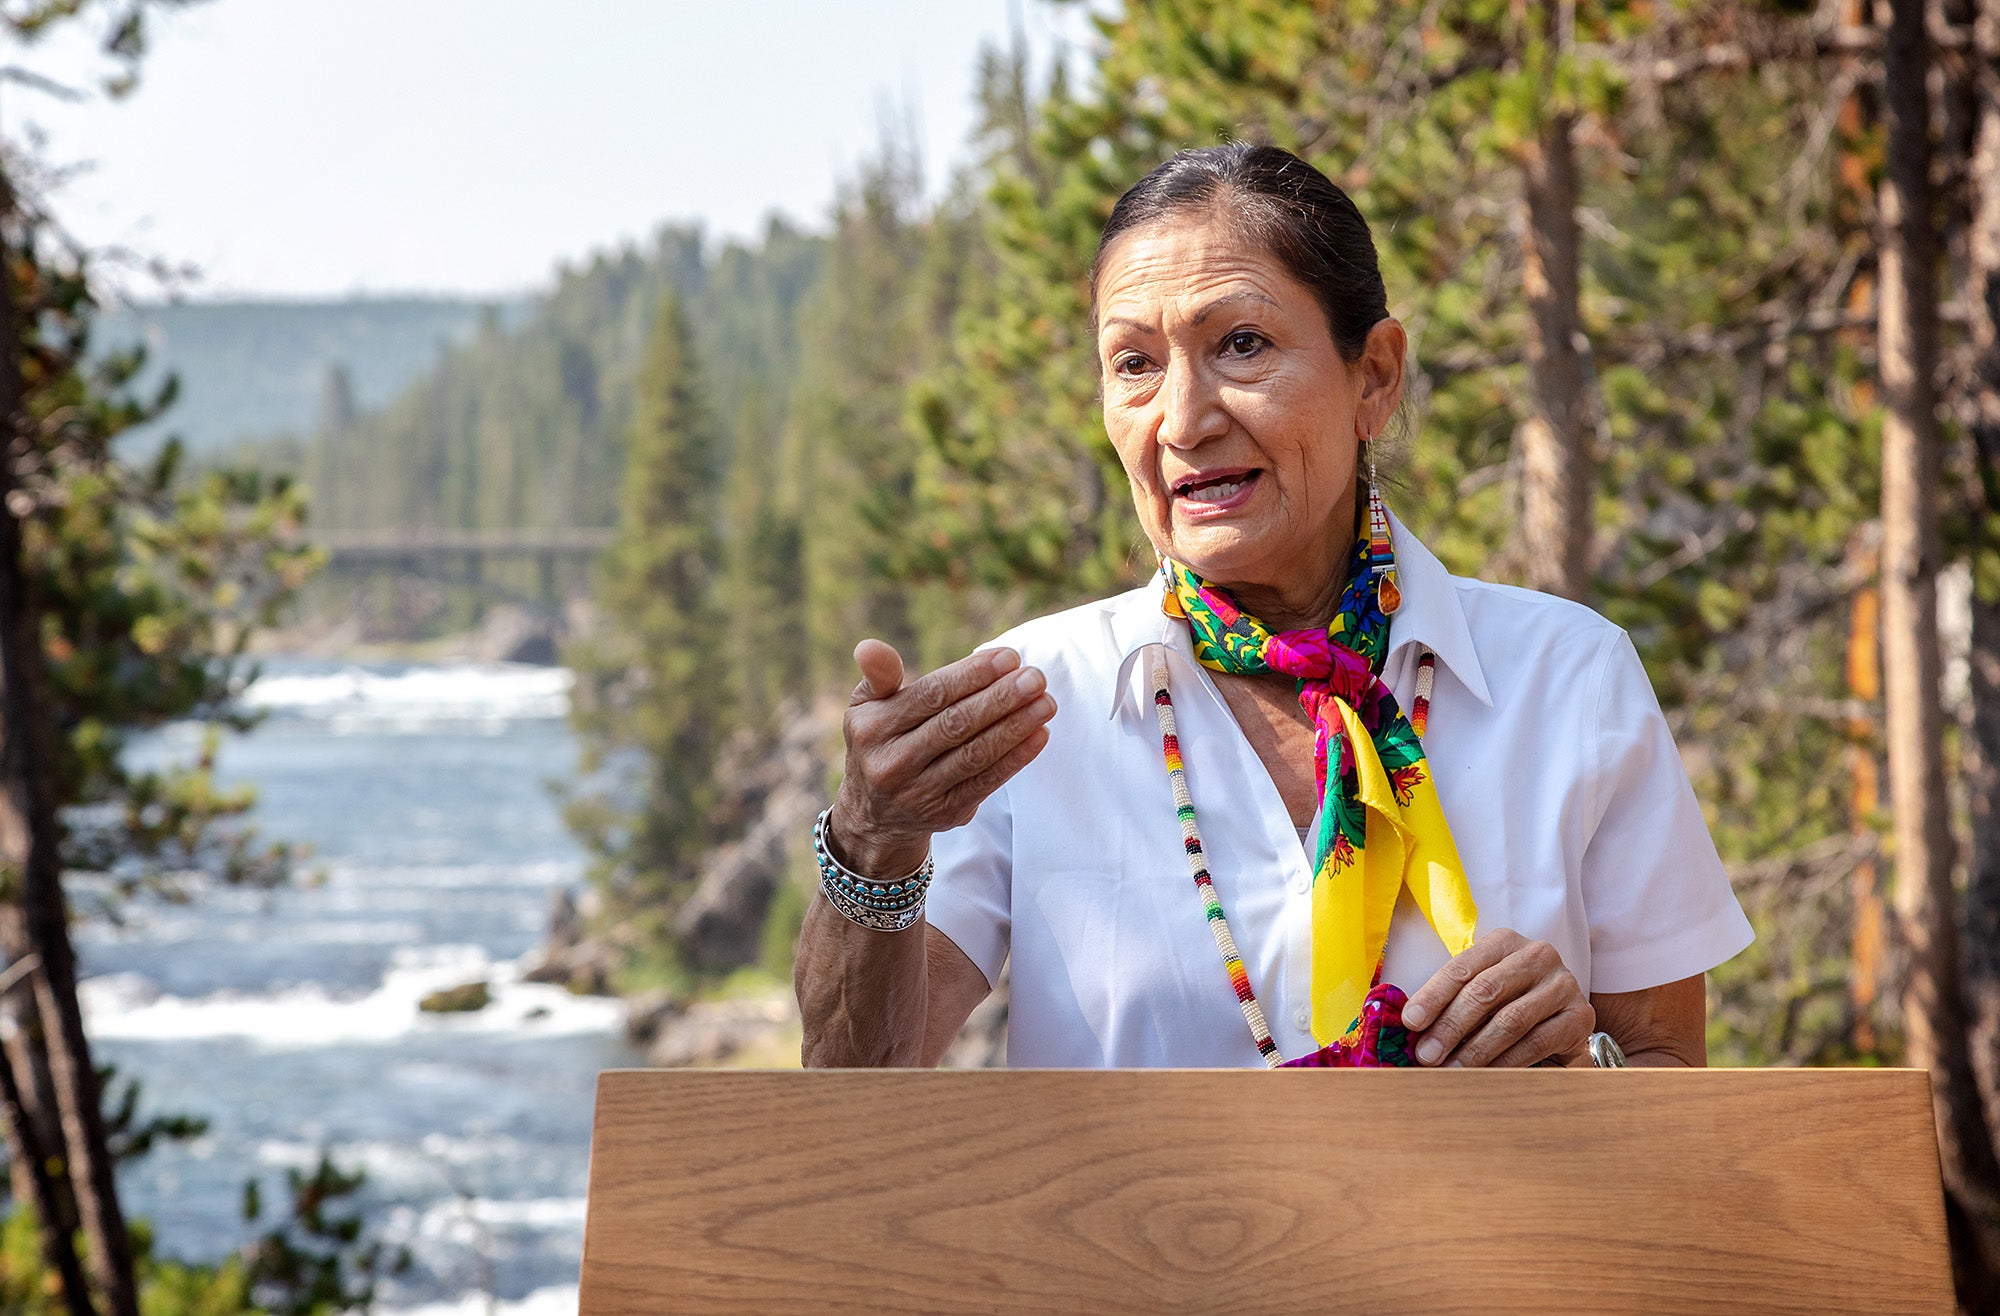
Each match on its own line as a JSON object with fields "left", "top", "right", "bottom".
{"left": 1090, "top": 143, "right": 1389, "bottom": 364}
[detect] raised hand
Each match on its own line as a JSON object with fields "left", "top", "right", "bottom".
{"left": 827, "top": 639, "right": 1057, "bottom": 878}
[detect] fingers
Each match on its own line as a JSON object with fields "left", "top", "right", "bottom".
{"left": 1443, "top": 979, "right": 1593, "bottom": 1068}
{"left": 1486, "top": 1000, "right": 1597, "bottom": 1069}
{"left": 1405, "top": 930, "right": 1585, "bottom": 1068}
{"left": 867, "top": 646, "right": 1023, "bottom": 736}
{"left": 852, "top": 639, "right": 908, "bottom": 704}
{"left": 1400, "top": 928, "right": 1522, "bottom": 1033}
{"left": 937, "top": 723, "right": 1051, "bottom": 823}
{"left": 902, "top": 663, "right": 1049, "bottom": 770}
{"left": 917, "top": 691, "right": 1058, "bottom": 799}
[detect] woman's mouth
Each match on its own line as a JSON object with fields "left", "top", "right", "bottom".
{"left": 1173, "top": 469, "right": 1261, "bottom": 516}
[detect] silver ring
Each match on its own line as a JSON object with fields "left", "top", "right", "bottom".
{"left": 1587, "top": 1032, "right": 1627, "bottom": 1068}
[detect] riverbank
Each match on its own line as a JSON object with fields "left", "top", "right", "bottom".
{"left": 81, "top": 660, "right": 627, "bottom": 1309}
{"left": 247, "top": 600, "right": 588, "bottom": 668}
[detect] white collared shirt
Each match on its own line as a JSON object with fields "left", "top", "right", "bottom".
{"left": 925, "top": 512, "right": 1754, "bottom": 1068}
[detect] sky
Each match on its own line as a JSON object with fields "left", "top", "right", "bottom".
{"left": 16, "top": 1, "right": 1094, "bottom": 300}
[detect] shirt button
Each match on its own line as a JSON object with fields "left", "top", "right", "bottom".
{"left": 1292, "top": 873, "right": 1309, "bottom": 895}
{"left": 1293, "top": 1006, "right": 1310, "bottom": 1031}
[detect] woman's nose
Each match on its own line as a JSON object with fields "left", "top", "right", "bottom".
{"left": 1156, "top": 358, "right": 1225, "bottom": 451}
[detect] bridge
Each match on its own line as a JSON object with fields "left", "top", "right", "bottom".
{"left": 315, "top": 527, "right": 616, "bottom": 607}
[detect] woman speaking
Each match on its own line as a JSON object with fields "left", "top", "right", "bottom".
{"left": 794, "top": 144, "right": 1753, "bottom": 1070}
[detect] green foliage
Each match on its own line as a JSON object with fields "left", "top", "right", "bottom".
{"left": 564, "top": 292, "right": 733, "bottom": 972}
{"left": 99, "top": 1063, "right": 208, "bottom": 1163}
{"left": 4, "top": 166, "right": 319, "bottom": 907}
{"left": 0, "top": 1208, "right": 251, "bottom": 1316}
{"left": 302, "top": 225, "right": 821, "bottom": 542}
{"left": 0, "top": 1151, "right": 407, "bottom": 1316}
{"left": 102, "top": 298, "right": 508, "bottom": 459}
{"left": 240, "top": 1154, "right": 411, "bottom": 1315}
{"left": 780, "top": 132, "right": 984, "bottom": 680}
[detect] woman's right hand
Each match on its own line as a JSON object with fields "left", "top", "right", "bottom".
{"left": 827, "top": 638, "right": 1057, "bottom": 879}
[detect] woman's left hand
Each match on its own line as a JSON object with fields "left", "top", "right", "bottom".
{"left": 1398, "top": 928, "right": 1594, "bottom": 1067}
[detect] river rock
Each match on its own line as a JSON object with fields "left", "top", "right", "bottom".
{"left": 646, "top": 994, "right": 798, "bottom": 1068}
{"left": 521, "top": 886, "right": 616, "bottom": 994}
{"left": 420, "top": 981, "right": 491, "bottom": 1013}
{"left": 622, "top": 987, "right": 687, "bottom": 1047}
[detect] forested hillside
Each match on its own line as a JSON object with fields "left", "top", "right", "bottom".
{"left": 299, "top": 220, "right": 824, "bottom": 536}
{"left": 98, "top": 297, "right": 515, "bottom": 455}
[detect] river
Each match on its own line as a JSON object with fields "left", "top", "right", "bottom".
{"left": 75, "top": 659, "right": 638, "bottom": 1313}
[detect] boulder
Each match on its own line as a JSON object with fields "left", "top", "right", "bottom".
{"left": 419, "top": 981, "right": 491, "bottom": 1013}
{"left": 672, "top": 696, "right": 841, "bottom": 974}
{"left": 522, "top": 886, "right": 615, "bottom": 994}
{"left": 623, "top": 987, "right": 688, "bottom": 1047}
{"left": 645, "top": 994, "right": 798, "bottom": 1069}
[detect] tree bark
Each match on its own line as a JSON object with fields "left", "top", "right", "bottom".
{"left": 1881, "top": 0, "right": 2000, "bottom": 1294}
{"left": 0, "top": 151, "right": 138, "bottom": 1316}
{"left": 1518, "top": 29, "right": 1592, "bottom": 603}
{"left": 0, "top": 995, "right": 96, "bottom": 1315}
{"left": 1844, "top": 530, "right": 1886, "bottom": 1052}
{"left": 1965, "top": 0, "right": 2000, "bottom": 1201}
{"left": 4, "top": 1009, "right": 77, "bottom": 1234}
{"left": 1971, "top": 591, "right": 2000, "bottom": 1149}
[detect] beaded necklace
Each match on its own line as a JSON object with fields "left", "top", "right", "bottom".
{"left": 1149, "top": 642, "right": 1439, "bottom": 1065}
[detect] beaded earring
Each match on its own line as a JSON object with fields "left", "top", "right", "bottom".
{"left": 1364, "top": 438, "right": 1401, "bottom": 615}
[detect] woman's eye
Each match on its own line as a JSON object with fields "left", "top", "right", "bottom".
{"left": 1224, "top": 331, "right": 1264, "bottom": 356}
{"left": 1113, "top": 354, "right": 1150, "bottom": 376}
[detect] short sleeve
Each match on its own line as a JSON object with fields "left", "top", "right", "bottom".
{"left": 1579, "top": 630, "right": 1754, "bottom": 994}
{"left": 924, "top": 784, "right": 1014, "bottom": 989}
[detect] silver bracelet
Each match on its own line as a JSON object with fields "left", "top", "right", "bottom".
{"left": 1587, "top": 1032, "right": 1628, "bottom": 1067}
{"left": 812, "top": 808, "right": 933, "bottom": 933}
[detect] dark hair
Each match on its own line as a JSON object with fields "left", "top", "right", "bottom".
{"left": 1090, "top": 143, "right": 1389, "bottom": 363}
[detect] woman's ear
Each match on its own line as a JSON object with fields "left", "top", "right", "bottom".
{"left": 1355, "top": 318, "right": 1408, "bottom": 438}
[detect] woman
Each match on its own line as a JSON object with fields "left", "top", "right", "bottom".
{"left": 795, "top": 144, "right": 1752, "bottom": 1070}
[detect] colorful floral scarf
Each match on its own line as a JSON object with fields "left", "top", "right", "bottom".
{"left": 1161, "top": 538, "right": 1479, "bottom": 1048}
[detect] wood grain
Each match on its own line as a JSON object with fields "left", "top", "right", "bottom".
{"left": 579, "top": 1068, "right": 1952, "bottom": 1314}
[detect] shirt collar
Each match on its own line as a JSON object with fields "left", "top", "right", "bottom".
{"left": 1105, "top": 508, "right": 1494, "bottom": 719}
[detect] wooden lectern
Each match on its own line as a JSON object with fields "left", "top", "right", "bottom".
{"left": 580, "top": 1068, "right": 1952, "bottom": 1314}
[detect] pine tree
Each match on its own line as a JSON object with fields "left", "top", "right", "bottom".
{"left": 566, "top": 292, "right": 731, "bottom": 974}
{"left": 781, "top": 131, "right": 932, "bottom": 683}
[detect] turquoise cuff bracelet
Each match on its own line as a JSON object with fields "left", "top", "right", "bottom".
{"left": 812, "top": 807, "right": 933, "bottom": 933}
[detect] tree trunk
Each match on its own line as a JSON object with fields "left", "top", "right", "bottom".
{"left": 1964, "top": 0, "right": 2000, "bottom": 1206}
{"left": 0, "top": 1017, "right": 96, "bottom": 1315}
{"left": 4, "top": 1007, "right": 77, "bottom": 1232}
{"left": 1881, "top": 0, "right": 2000, "bottom": 1294}
{"left": 1517, "top": 32, "right": 1592, "bottom": 603}
{"left": 0, "top": 155, "right": 138, "bottom": 1316}
{"left": 1845, "top": 530, "right": 1886, "bottom": 1052}
{"left": 1971, "top": 591, "right": 2000, "bottom": 1146}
